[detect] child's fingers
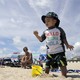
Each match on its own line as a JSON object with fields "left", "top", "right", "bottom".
{"left": 33, "top": 31, "right": 38, "bottom": 35}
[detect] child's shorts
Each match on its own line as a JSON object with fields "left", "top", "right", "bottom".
{"left": 45, "top": 52, "right": 67, "bottom": 69}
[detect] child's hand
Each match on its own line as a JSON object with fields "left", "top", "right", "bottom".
{"left": 33, "top": 31, "right": 42, "bottom": 41}
{"left": 67, "top": 45, "right": 74, "bottom": 50}
{"left": 33, "top": 31, "right": 38, "bottom": 36}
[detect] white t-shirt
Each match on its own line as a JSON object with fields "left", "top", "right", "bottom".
{"left": 41, "top": 27, "right": 66, "bottom": 54}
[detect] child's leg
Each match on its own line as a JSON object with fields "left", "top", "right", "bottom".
{"left": 60, "top": 66, "right": 67, "bottom": 77}
{"left": 45, "top": 67, "right": 50, "bottom": 74}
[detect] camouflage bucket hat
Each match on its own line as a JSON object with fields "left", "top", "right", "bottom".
{"left": 41, "top": 12, "right": 60, "bottom": 27}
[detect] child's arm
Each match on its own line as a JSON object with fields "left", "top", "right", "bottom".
{"left": 33, "top": 31, "right": 42, "bottom": 42}
{"left": 59, "top": 27, "right": 74, "bottom": 50}
{"left": 63, "top": 39, "right": 74, "bottom": 50}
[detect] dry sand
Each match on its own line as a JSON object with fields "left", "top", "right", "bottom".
{"left": 0, "top": 62, "right": 80, "bottom": 80}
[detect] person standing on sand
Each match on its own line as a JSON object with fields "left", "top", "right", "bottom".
{"left": 33, "top": 12, "right": 74, "bottom": 77}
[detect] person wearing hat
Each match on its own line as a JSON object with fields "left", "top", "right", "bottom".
{"left": 33, "top": 12, "right": 74, "bottom": 77}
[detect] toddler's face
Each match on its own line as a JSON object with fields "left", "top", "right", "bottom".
{"left": 44, "top": 17, "right": 57, "bottom": 28}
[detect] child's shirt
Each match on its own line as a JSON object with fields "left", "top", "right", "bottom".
{"left": 41, "top": 27, "right": 66, "bottom": 54}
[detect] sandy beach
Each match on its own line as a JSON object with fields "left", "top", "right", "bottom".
{"left": 0, "top": 62, "right": 80, "bottom": 80}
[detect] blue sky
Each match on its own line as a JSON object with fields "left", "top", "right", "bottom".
{"left": 0, "top": 0, "right": 80, "bottom": 59}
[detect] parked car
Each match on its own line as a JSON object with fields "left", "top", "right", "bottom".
{"left": 2, "top": 58, "right": 14, "bottom": 67}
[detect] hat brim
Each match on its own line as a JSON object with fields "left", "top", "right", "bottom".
{"left": 41, "top": 15, "right": 60, "bottom": 23}
{"left": 41, "top": 15, "right": 46, "bottom": 23}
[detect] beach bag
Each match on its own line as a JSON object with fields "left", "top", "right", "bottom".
{"left": 32, "top": 65, "right": 43, "bottom": 77}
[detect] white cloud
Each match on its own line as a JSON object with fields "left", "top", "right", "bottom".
{"left": 28, "top": 0, "right": 50, "bottom": 8}
{"left": 0, "top": 48, "right": 12, "bottom": 58}
{"left": 12, "top": 36, "right": 32, "bottom": 52}
{"left": 74, "top": 42, "right": 80, "bottom": 47}
{"left": 20, "top": 51, "right": 25, "bottom": 55}
{"left": 34, "top": 0, "right": 50, "bottom": 8}
{"left": 74, "top": 42, "right": 80, "bottom": 55}
{"left": 38, "top": 41, "right": 80, "bottom": 59}
{"left": 75, "top": 14, "right": 80, "bottom": 23}
{"left": 0, "top": 0, "right": 5, "bottom": 5}
{"left": 0, "top": 48, "right": 7, "bottom": 54}
{"left": 0, "top": 49, "right": 3, "bottom": 54}
{"left": 37, "top": 44, "right": 46, "bottom": 54}
{"left": 40, "top": 45, "right": 46, "bottom": 51}
{"left": 0, "top": 41, "right": 5, "bottom": 45}
{"left": 0, "top": 13, "right": 38, "bottom": 37}
{"left": 0, "top": 0, "right": 80, "bottom": 59}
{"left": 59, "top": 0, "right": 70, "bottom": 20}
{"left": 13, "top": 36, "right": 22, "bottom": 44}
{"left": 12, "top": 36, "right": 26, "bottom": 50}
{"left": 0, "top": 21, "right": 3, "bottom": 27}
{"left": 0, "top": 53, "right": 12, "bottom": 58}
{"left": 65, "top": 41, "right": 80, "bottom": 59}
{"left": 27, "top": 0, "right": 52, "bottom": 17}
